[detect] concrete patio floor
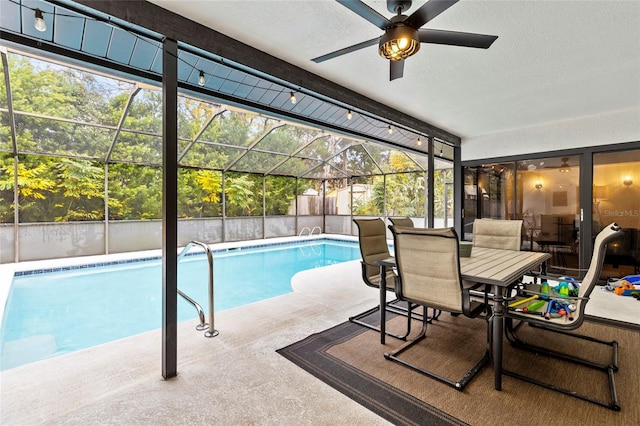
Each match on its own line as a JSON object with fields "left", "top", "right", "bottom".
{"left": 1, "top": 256, "right": 636, "bottom": 425}
{"left": 1, "top": 260, "right": 390, "bottom": 425}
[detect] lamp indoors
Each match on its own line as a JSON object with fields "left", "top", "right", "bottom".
{"left": 378, "top": 22, "right": 420, "bottom": 60}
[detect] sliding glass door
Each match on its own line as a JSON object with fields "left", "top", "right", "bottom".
{"left": 517, "top": 156, "right": 580, "bottom": 268}
{"left": 594, "top": 149, "right": 640, "bottom": 278}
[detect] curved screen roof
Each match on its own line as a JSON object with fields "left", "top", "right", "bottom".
{"left": 1, "top": 0, "right": 455, "bottom": 178}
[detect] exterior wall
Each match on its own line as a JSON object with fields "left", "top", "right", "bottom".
{"left": 461, "top": 109, "right": 640, "bottom": 161}
{"left": 325, "top": 215, "right": 351, "bottom": 235}
{"left": 108, "top": 220, "right": 161, "bottom": 254}
{"left": 178, "top": 218, "right": 223, "bottom": 246}
{"left": 265, "top": 216, "right": 295, "bottom": 238}
{"left": 0, "top": 224, "right": 15, "bottom": 263}
{"left": 18, "top": 222, "right": 104, "bottom": 261}
{"left": 224, "top": 217, "right": 263, "bottom": 242}
{"left": 296, "top": 216, "right": 323, "bottom": 235}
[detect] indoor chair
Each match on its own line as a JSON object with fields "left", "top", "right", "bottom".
{"left": 384, "top": 226, "right": 490, "bottom": 390}
{"left": 351, "top": 218, "right": 418, "bottom": 341}
{"left": 504, "top": 222, "right": 624, "bottom": 410}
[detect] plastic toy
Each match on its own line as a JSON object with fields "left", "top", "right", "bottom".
{"left": 614, "top": 282, "right": 640, "bottom": 296}
{"left": 508, "top": 295, "right": 538, "bottom": 308}
{"left": 605, "top": 275, "right": 640, "bottom": 296}
{"left": 544, "top": 299, "right": 574, "bottom": 320}
{"left": 556, "top": 276, "right": 579, "bottom": 297}
{"left": 524, "top": 300, "right": 546, "bottom": 312}
{"left": 540, "top": 280, "right": 550, "bottom": 300}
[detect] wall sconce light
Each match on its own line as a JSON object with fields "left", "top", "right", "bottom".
{"left": 535, "top": 182, "right": 543, "bottom": 190}
{"left": 623, "top": 176, "right": 633, "bottom": 186}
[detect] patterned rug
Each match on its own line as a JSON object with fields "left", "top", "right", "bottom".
{"left": 277, "top": 312, "right": 639, "bottom": 426}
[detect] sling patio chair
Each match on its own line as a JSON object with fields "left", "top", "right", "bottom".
{"left": 472, "top": 218, "right": 524, "bottom": 251}
{"left": 384, "top": 226, "right": 490, "bottom": 390}
{"left": 504, "top": 222, "right": 624, "bottom": 410}
{"left": 470, "top": 218, "right": 525, "bottom": 300}
{"left": 351, "top": 218, "right": 421, "bottom": 341}
{"left": 388, "top": 217, "right": 415, "bottom": 228}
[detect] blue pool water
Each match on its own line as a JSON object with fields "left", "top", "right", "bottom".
{"left": 0, "top": 239, "right": 359, "bottom": 370}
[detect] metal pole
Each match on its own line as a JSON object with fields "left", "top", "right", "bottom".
{"left": 161, "top": 37, "right": 178, "bottom": 380}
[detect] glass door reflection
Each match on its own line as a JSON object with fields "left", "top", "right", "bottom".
{"left": 517, "top": 156, "right": 580, "bottom": 268}
{"left": 594, "top": 150, "right": 640, "bottom": 279}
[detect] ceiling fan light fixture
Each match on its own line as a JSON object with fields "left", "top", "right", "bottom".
{"left": 379, "top": 23, "right": 420, "bottom": 60}
{"left": 558, "top": 158, "right": 571, "bottom": 173}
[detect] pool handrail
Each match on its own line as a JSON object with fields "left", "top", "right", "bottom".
{"left": 177, "top": 241, "right": 219, "bottom": 338}
{"left": 299, "top": 226, "right": 321, "bottom": 237}
{"left": 298, "top": 227, "right": 310, "bottom": 236}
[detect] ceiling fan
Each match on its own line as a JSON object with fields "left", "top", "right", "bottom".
{"left": 311, "top": 0, "right": 498, "bottom": 81}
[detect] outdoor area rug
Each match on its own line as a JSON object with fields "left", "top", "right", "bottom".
{"left": 277, "top": 312, "right": 640, "bottom": 426}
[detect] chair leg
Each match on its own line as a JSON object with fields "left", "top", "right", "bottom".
{"left": 505, "top": 320, "right": 619, "bottom": 371}
{"left": 384, "top": 309, "right": 489, "bottom": 391}
{"left": 349, "top": 299, "right": 417, "bottom": 340}
{"left": 503, "top": 319, "right": 620, "bottom": 411}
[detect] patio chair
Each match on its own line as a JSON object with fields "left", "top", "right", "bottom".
{"left": 351, "top": 218, "right": 418, "bottom": 340}
{"left": 470, "top": 218, "right": 525, "bottom": 300}
{"left": 384, "top": 226, "right": 490, "bottom": 390}
{"left": 472, "top": 218, "right": 523, "bottom": 251}
{"left": 504, "top": 222, "right": 624, "bottom": 410}
{"left": 388, "top": 217, "right": 414, "bottom": 228}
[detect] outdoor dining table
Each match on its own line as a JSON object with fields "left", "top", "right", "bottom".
{"left": 378, "top": 246, "right": 551, "bottom": 391}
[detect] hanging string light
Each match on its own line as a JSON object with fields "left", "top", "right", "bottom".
{"left": 34, "top": 8, "right": 47, "bottom": 32}
{"left": 10, "top": 0, "right": 436, "bottom": 149}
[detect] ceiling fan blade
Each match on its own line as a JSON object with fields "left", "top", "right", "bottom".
{"left": 311, "top": 37, "right": 380, "bottom": 63}
{"left": 418, "top": 28, "right": 498, "bottom": 49}
{"left": 390, "top": 59, "right": 404, "bottom": 81}
{"left": 405, "top": 0, "right": 459, "bottom": 29}
{"left": 336, "top": 0, "right": 391, "bottom": 30}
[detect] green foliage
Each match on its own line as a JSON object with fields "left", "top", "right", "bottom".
{"left": 0, "top": 51, "right": 437, "bottom": 226}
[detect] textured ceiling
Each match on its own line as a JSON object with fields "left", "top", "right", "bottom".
{"left": 147, "top": 0, "right": 640, "bottom": 140}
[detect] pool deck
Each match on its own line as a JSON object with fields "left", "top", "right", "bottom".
{"left": 1, "top": 237, "right": 638, "bottom": 424}
{"left": 1, "top": 255, "right": 391, "bottom": 425}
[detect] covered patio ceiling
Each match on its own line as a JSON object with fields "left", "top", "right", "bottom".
{"left": 1, "top": 0, "right": 456, "bottom": 181}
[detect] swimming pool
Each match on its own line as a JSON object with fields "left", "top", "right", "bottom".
{"left": 0, "top": 238, "right": 360, "bottom": 370}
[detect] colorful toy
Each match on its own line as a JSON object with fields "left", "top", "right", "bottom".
{"left": 605, "top": 275, "right": 640, "bottom": 296}
{"left": 614, "top": 282, "right": 640, "bottom": 296}
{"left": 543, "top": 299, "right": 574, "bottom": 321}
{"left": 523, "top": 300, "right": 546, "bottom": 313}
{"left": 556, "top": 276, "right": 579, "bottom": 297}
{"left": 540, "top": 280, "right": 550, "bottom": 300}
{"left": 508, "top": 295, "right": 538, "bottom": 308}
